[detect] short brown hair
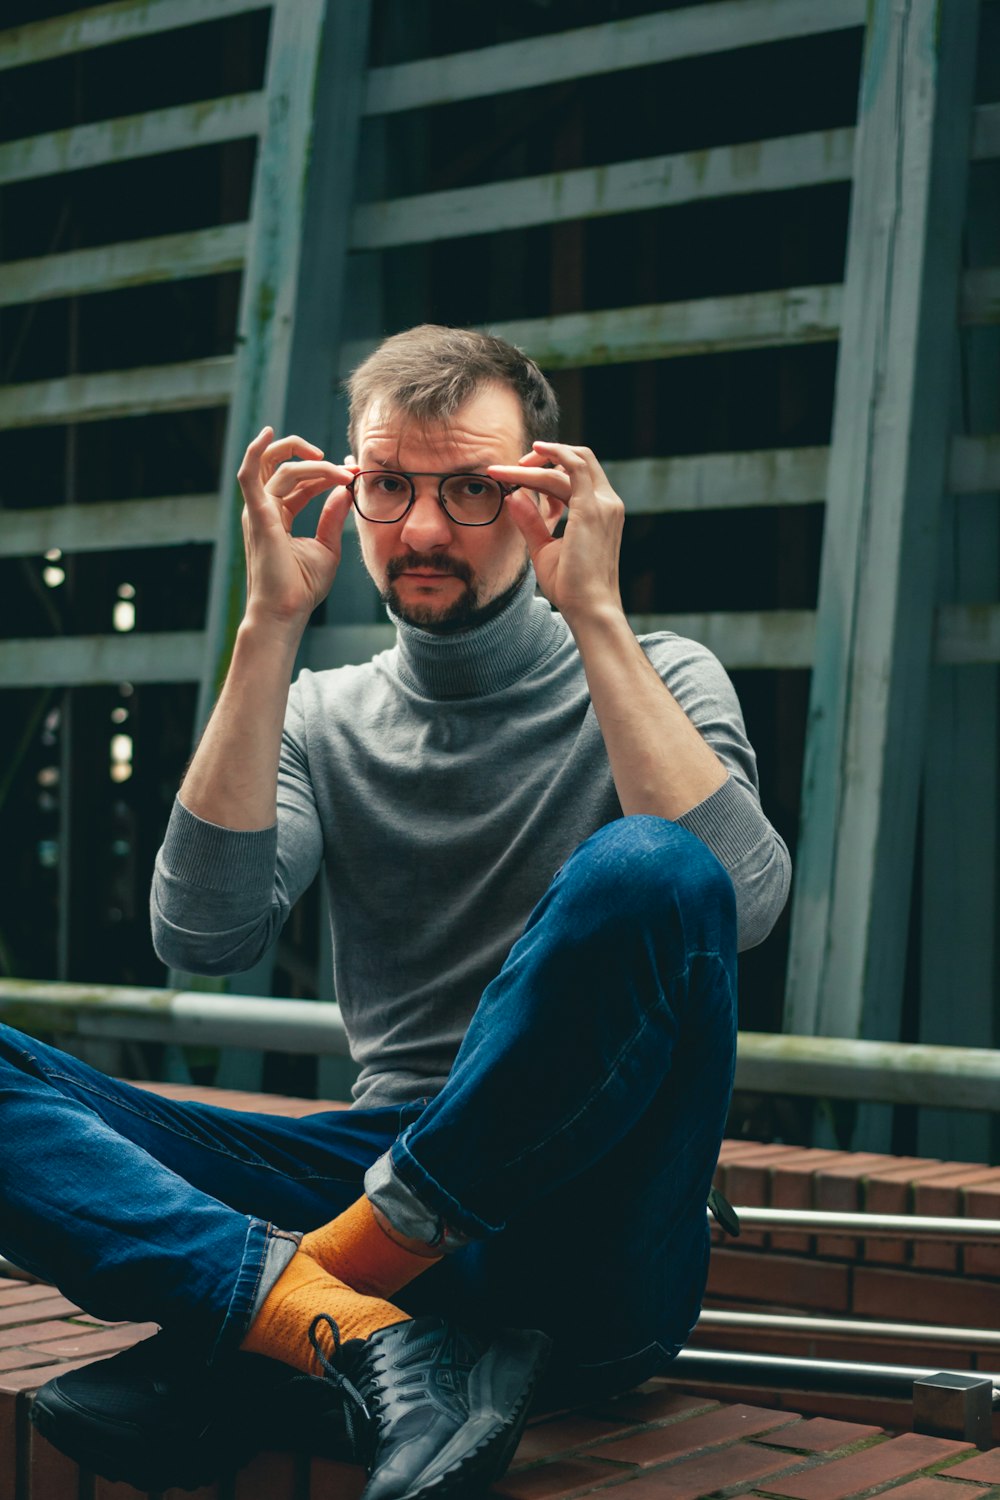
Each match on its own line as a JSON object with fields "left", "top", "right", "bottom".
{"left": 346, "top": 324, "right": 559, "bottom": 454}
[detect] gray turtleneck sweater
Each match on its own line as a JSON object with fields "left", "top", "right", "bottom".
{"left": 152, "top": 573, "right": 790, "bottom": 1106}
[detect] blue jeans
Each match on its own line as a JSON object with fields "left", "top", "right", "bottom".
{"left": 0, "top": 817, "right": 736, "bottom": 1408}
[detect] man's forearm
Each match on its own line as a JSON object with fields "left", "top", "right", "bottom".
{"left": 179, "top": 615, "right": 306, "bottom": 830}
{"left": 569, "top": 605, "right": 727, "bottom": 820}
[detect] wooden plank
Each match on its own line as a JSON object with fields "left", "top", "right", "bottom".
{"left": 341, "top": 285, "right": 842, "bottom": 375}
{"left": 350, "top": 128, "right": 856, "bottom": 249}
{"left": 0, "top": 224, "right": 247, "bottom": 307}
{"left": 0, "top": 496, "right": 217, "bottom": 557}
{"left": 971, "top": 100, "right": 1000, "bottom": 160}
{"left": 607, "top": 447, "right": 828, "bottom": 513}
{"left": 0, "top": 93, "right": 263, "bottom": 186}
{"left": 961, "top": 265, "right": 1000, "bottom": 326}
{"left": 0, "top": 357, "right": 233, "bottom": 428}
{"left": 196, "top": 0, "right": 373, "bottom": 728}
{"left": 0, "top": 0, "right": 268, "bottom": 72}
{"left": 8, "top": 604, "right": 1000, "bottom": 687}
{"left": 363, "top": 0, "right": 867, "bottom": 116}
{"left": 783, "top": 1, "right": 981, "bottom": 1082}
{"left": 949, "top": 433, "right": 1000, "bottom": 493}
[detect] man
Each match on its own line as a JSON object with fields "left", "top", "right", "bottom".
{"left": 5, "top": 326, "right": 789, "bottom": 1499}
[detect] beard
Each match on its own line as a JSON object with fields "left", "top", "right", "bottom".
{"left": 381, "top": 554, "right": 530, "bottom": 634}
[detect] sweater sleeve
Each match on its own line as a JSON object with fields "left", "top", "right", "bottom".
{"left": 150, "top": 685, "right": 324, "bottom": 974}
{"left": 642, "top": 633, "right": 792, "bottom": 951}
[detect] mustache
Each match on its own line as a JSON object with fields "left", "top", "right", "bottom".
{"left": 386, "top": 554, "right": 473, "bottom": 586}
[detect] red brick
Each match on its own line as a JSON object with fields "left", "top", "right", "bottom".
{"left": 511, "top": 1414, "right": 627, "bottom": 1465}
{"left": 947, "top": 1449, "right": 1000, "bottom": 1482}
{"left": 0, "top": 1349, "right": 62, "bottom": 1374}
{"left": 308, "top": 1456, "right": 365, "bottom": 1500}
{"left": 92, "top": 1478, "right": 151, "bottom": 1500}
{"left": 0, "top": 1356, "right": 100, "bottom": 1394}
{"left": 592, "top": 1387, "right": 716, "bottom": 1424}
{"left": 26, "top": 1422, "right": 82, "bottom": 1500}
{"left": 606, "top": 1440, "right": 800, "bottom": 1499}
{"left": 689, "top": 1321, "right": 973, "bottom": 1373}
{"left": 878, "top": 1482, "right": 991, "bottom": 1500}
{"left": 657, "top": 1377, "right": 915, "bottom": 1438}
{"left": 0, "top": 1318, "right": 96, "bottom": 1352}
{"left": 852, "top": 1266, "right": 1000, "bottom": 1328}
{"left": 814, "top": 1154, "right": 899, "bottom": 1259}
{"left": 0, "top": 1283, "right": 57, "bottom": 1308}
{"left": 0, "top": 1392, "right": 16, "bottom": 1500}
{"left": 761, "top": 1432, "right": 973, "bottom": 1499}
{"left": 862, "top": 1160, "right": 950, "bottom": 1264}
{"left": 591, "top": 1402, "right": 795, "bottom": 1466}
{"left": 756, "top": 1417, "right": 884, "bottom": 1452}
{"left": 707, "top": 1248, "right": 850, "bottom": 1312}
{"left": 912, "top": 1168, "right": 1000, "bottom": 1272}
{"left": 769, "top": 1151, "right": 858, "bottom": 1253}
{"left": 29, "top": 1323, "right": 156, "bottom": 1359}
{"left": 722, "top": 1146, "right": 812, "bottom": 1248}
{"left": 960, "top": 1178, "right": 1000, "bottom": 1280}
{"left": 491, "top": 1457, "right": 623, "bottom": 1499}
{"left": 235, "top": 1449, "right": 298, "bottom": 1500}
{"left": 0, "top": 1296, "right": 80, "bottom": 1331}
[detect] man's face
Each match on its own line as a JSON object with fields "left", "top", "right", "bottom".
{"left": 350, "top": 384, "right": 549, "bottom": 631}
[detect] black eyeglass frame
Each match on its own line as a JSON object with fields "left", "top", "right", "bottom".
{"left": 347, "top": 469, "right": 522, "bottom": 527}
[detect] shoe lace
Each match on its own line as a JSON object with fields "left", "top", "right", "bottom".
{"left": 308, "top": 1314, "right": 373, "bottom": 1462}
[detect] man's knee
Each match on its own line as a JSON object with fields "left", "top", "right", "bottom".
{"left": 555, "top": 815, "right": 735, "bottom": 939}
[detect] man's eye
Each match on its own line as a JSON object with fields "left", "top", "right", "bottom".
{"left": 459, "top": 479, "right": 488, "bottom": 496}
{"left": 375, "top": 475, "right": 406, "bottom": 494}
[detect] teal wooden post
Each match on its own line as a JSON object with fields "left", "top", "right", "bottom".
{"left": 783, "top": 1, "right": 981, "bottom": 1129}
{"left": 197, "top": 0, "right": 373, "bottom": 731}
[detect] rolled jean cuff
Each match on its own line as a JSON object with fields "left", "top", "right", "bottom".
{"left": 215, "top": 1218, "right": 300, "bottom": 1360}
{"left": 364, "top": 1132, "right": 501, "bottom": 1251}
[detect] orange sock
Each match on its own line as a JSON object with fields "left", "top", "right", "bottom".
{"left": 241, "top": 1196, "right": 441, "bottom": 1375}
{"left": 300, "top": 1195, "right": 441, "bottom": 1297}
{"left": 241, "top": 1252, "right": 407, "bottom": 1375}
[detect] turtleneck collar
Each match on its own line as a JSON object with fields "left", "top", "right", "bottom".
{"left": 389, "top": 568, "right": 564, "bottom": 700}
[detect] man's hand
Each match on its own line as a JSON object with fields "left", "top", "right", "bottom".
{"left": 489, "top": 442, "right": 625, "bottom": 627}
{"left": 239, "top": 427, "right": 354, "bottom": 630}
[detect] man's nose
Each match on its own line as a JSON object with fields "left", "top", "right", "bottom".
{"left": 399, "top": 484, "right": 453, "bottom": 548}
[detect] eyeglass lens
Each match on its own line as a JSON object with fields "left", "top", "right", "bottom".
{"left": 352, "top": 472, "right": 504, "bottom": 525}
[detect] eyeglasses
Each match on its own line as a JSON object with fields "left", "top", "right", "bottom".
{"left": 347, "top": 470, "right": 520, "bottom": 527}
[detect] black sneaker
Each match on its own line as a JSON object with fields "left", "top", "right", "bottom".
{"left": 311, "top": 1314, "right": 551, "bottom": 1500}
{"left": 29, "top": 1329, "right": 352, "bottom": 1490}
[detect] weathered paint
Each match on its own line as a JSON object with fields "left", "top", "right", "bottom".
{"left": 350, "top": 128, "right": 856, "bottom": 249}
{"left": 363, "top": 0, "right": 867, "bottom": 117}
{"left": 0, "top": 0, "right": 268, "bottom": 72}
{"left": 0, "top": 357, "right": 234, "bottom": 429}
{"left": 0, "top": 93, "right": 264, "bottom": 187}
{"left": 0, "top": 224, "right": 248, "bottom": 309}
{"left": 783, "top": 0, "right": 981, "bottom": 1112}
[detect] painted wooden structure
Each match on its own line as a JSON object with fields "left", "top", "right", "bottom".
{"left": 0, "top": 0, "right": 997, "bottom": 1144}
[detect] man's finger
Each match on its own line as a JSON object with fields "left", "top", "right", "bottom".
{"left": 504, "top": 490, "right": 558, "bottom": 559}
{"left": 268, "top": 461, "right": 352, "bottom": 500}
{"left": 314, "top": 487, "right": 354, "bottom": 553}
{"left": 488, "top": 463, "right": 571, "bottom": 502}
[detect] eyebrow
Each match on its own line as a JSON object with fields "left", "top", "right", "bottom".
{"left": 368, "top": 457, "right": 495, "bottom": 473}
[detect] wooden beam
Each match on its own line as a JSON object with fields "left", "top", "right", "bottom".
{"left": 0, "top": 357, "right": 233, "bottom": 428}
{"left": 8, "top": 604, "right": 1000, "bottom": 688}
{"left": 0, "top": 225, "right": 247, "bottom": 308}
{"left": 784, "top": 1, "right": 981, "bottom": 1067}
{"left": 0, "top": 93, "right": 263, "bottom": 186}
{"left": 350, "top": 128, "right": 856, "bottom": 249}
{"left": 0, "top": 0, "right": 269, "bottom": 71}
{"left": 608, "top": 447, "right": 828, "bottom": 512}
{"left": 341, "top": 285, "right": 842, "bottom": 375}
{"left": 0, "top": 496, "right": 217, "bottom": 557}
{"left": 363, "top": 0, "right": 866, "bottom": 116}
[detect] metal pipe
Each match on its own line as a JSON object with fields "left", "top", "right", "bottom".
{"left": 0, "top": 980, "right": 351, "bottom": 1056}
{"left": 725, "top": 1205, "right": 1000, "bottom": 1241}
{"left": 698, "top": 1309, "right": 1000, "bottom": 1348}
{"left": 671, "top": 1347, "right": 1000, "bottom": 1400}
{"left": 4, "top": 981, "right": 1000, "bottom": 1110}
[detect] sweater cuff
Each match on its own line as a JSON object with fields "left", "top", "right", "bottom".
{"left": 159, "top": 797, "right": 278, "bottom": 897}
{"left": 676, "top": 776, "right": 771, "bottom": 868}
